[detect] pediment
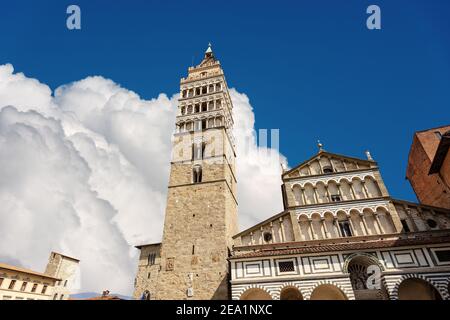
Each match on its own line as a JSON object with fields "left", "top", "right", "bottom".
{"left": 282, "top": 151, "right": 376, "bottom": 179}
{"left": 232, "top": 211, "right": 296, "bottom": 246}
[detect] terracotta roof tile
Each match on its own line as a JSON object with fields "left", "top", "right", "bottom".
{"left": 0, "top": 262, "right": 60, "bottom": 280}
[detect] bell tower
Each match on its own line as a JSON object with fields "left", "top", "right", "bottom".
{"left": 153, "top": 44, "right": 238, "bottom": 299}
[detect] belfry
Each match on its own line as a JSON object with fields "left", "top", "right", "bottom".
{"left": 133, "top": 44, "right": 238, "bottom": 300}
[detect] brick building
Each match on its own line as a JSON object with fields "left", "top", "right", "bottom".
{"left": 406, "top": 125, "right": 450, "bottom": 209}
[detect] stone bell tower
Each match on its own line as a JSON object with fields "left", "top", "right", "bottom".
{"left": 153, "top": 44, "right": 238, "bottom": 299}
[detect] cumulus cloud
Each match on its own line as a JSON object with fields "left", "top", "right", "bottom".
{"left": 0, "top": 63, "right": 286, "bottom": 295}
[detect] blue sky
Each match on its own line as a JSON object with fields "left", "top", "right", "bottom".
{"left": 1, "top": 0, "right": 449, "bottom": 202}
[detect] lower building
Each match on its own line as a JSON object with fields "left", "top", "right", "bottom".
{"left": 230, "top": 149, "right": 450, "bottom": 300}
{"left": 0, "top": 252, "right": 79, "bottom": 300}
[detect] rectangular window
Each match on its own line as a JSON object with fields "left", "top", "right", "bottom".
{"left": 435, "top": 250, "right": 450, "bottom": 262}
{"left": 60, "top": 294, "right": 64, "bottom": 300}
{"left": 53, "top": 293, "right": 58, "bottom": 300}
{"left": 64, "top": 280, "right": 68, "bottom": 287}
{"left": 8, "top": 280, "right": 16, "bottom": 290}
{"left": 31, "top": 283, "right": 38, "bottom": 292}
{"left": 339, "top": 221, "right": 353, "bottom": 237}
{"left": 148, "top": 253, "right": 156, "bottom": 265}
{"left": 21, "top": 282, "right": 28, "bottom": 292}
{"left": 331, "top": 194, "right": 341, "bottom": 202}
{"left": 0, "top": 278, "right": 4, "bottom": 287}
{"left": 278, "top": 261, "right": 295, "bottom": 273}
{"left": 401, "top": 219, "right": 410, "bottom": 233}
{"left": 41, "top": 285, "right": 48, "bottom": 294}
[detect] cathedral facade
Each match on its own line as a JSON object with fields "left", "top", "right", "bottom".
{"left": 231, "top": 149, "right": 450, "bottom": 300}
{"left": 133, "top": 46, "right": 450, "bottom": 300}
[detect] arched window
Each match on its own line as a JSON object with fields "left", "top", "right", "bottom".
{"left": 337, "top": 213, "right": 353, "bottom": 237}
{"left": 328, "top": 181, "right": 341, "bottom": 202}
{"left": 193, "top": 165, "right": 202, "bottom": 183}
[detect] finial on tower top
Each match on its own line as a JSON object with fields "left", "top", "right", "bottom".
{"left": 317, "top": 140, "right": 324, "bottom": 152}
{"left": 205, "top": 42, "right": 213, "bottom": 54}
{"left": 365, "top": 150, "right": 374, "bottom": 161}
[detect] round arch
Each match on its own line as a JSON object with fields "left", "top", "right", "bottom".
{"left": 343, "top": 253, "right": 384, "bottom": 273}
{"left": 397, "top": 278, "right": 442, "bottom": 300}
{"left": 310, "top": 284, "right": 348, "bottom": 300}
{"left": 280, "top": 286, "right": 303, "bottom": 300}
{"left": 240, "top": 288, "right": 272, "bottom": 300}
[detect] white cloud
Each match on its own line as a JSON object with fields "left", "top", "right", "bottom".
{"left": 0, "top": 63, "right": 286, "bottom": 295}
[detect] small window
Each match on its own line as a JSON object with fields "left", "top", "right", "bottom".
{"left": 339, "top": 221, "right": 353, "bottom": 237}
{"left": 31, "top": 283, "right": 37, "bottom": 292}
{"left": 435, "top": 250, "right": 450, "bottom": 262}
{"left": 0, "top": 278, "right": 4, "bottom": 287}
{"left": 331, "top": 194, "right": 341, "bottom": 202}
{"left": 8, "top": 280, "right": 16, "bottom": 290}
{"left": 64, "top": 280, "right": 68, "bottom": 287}
{"left": 41, "top": 285, "right": 48, "bottom": 294}
{"left": 20, "top": 282, "right": 28, "bottom": 292}
{"left": 53, "top": 293, "right": 58, "bottom": 300}
{"left": 60, "top": 294, "right": 64, "bottom": 300}
{"left": 427, "top": 219, "right": 438, "bottom": 228}
{"left": 193, "top": 165, "right": 202, "bottom": 183}
{"left": 192, "top": 245, "right": 195, "bottom": 255}
{"left": 278, "top": 261, "right": 295, "bottom": 273}
{"left": 401, "top": 219, "right": 410, "bottom": 233}
{"left": 263, "top": 232, "right": 272, "bottom": 243}
{"left": 148, "top": 253, "right": 156, "bottom": 265}
{"left": 323, "top": 166, "right": 333, "bottom": 174}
